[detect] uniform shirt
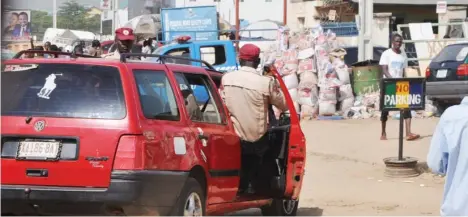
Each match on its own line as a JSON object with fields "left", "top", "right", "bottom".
{"left": 379, "top": 48, "right": 408, "bottom": 78}
{"left": 221, "top": 66, "right": 288, "bottom": 142}
{"left": 427, "top": 96, "right": 468, "bottom": 216}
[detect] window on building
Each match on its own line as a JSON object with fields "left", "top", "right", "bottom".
{"left": 133, "top": 70, "right": 180, "bottom": 121}
{"left": 174, "top": 72, "right": 224, "bottom": 124}
{"left": 200, "top": 46, "right": 227, "bottom": 66}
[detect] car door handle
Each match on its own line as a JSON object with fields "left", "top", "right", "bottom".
{"left": 198, "top": 134, "right": 208, "bottom": 140}
{"left": 26, "top": 169, "right": 48, "bottom": 177}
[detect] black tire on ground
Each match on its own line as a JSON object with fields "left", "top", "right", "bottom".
{"left": 261, "top": 199, "right": 299, "bottom": 216}
{"left": 171, "top": 177, "right": 205, "bottom": 216}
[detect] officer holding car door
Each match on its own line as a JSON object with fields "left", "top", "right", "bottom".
{"left": 221, "top": 44, "right": 288, "bottom": 193}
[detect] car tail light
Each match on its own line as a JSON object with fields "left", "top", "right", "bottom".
{"left": 425, "top": 67, "right": 431, "bottom": 77}
{"left": 457, "top": 64, "right": 468, "bottom": 76}
{"left": 113, "top": 135, "right": 144, "bottom": 170}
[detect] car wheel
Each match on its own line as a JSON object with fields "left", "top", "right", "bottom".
{"left": 261, "top": 199, "right": 299, "bottom": 216}
{"left": 171, "top": 178, "right": 205, "bottom": 216}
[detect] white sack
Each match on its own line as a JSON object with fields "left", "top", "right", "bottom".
{"left": 283, "top": 73, "right": 299, "bottom": 89}
{"left": 288, "top": 88, "right": 298, "bottom": 102}
{"left": 340, "top": 97, "right": 355, "bottom": 113}
{"left": 319, "top": 101, "right": 336, "bottom": 116}
{"left": 338, "top": 84, "right": 354, "bottom": 101}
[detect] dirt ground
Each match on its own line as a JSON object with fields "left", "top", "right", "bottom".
{"left": 233, "top": 118, "right": 445, "bottom": 216}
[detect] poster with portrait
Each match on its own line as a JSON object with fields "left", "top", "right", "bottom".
{"left": 2, "top": 10, "right": 32, "bottom": 41}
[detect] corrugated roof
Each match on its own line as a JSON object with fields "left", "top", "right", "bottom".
{"left": 351, "top": 0, "right": 467, "bottom": 5}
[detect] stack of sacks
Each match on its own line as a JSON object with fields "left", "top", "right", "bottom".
{"left": 273, "top": 48, "right": 300, "bottom": 117}
{"left": 297, "top": 47, "right": 319, "bottom": 119}
{"left": 329, "top": 49, "right": 354, "bottom": 115}
{"left": 318, "top": 86, "right": 337, "bottom": 115}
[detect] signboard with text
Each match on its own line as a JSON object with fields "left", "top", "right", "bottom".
{"left": 161, "top": 6, "right": 218, "bottom": 41}
{"left": 380, "top": 78, "right": 426, "bottom": 111}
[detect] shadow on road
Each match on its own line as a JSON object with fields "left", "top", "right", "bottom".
{"left": 297, "top": 207, "right": 324, "bottom": 216}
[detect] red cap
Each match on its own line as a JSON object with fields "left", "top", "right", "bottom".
{"left": 239, "top": 44, "right": 260, "bottom": 61}
{"left": 115, "top": 27, "right": 135, "bottom": 41}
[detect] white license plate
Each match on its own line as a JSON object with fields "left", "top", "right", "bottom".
{"left": 437, "top": 69, "right": 448, "bottom": 78}
{"left": 17, "top": 141, "right": 60, "bottom": 159}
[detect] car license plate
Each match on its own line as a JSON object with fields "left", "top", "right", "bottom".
{"left": 17, "top": 141, "right": 60, "bottom": 160}
{"left": 437, "top": 69, "right": 448, "bottom": 78}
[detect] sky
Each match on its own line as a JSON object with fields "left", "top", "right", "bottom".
{"left": 3, "top": 0, "right": 129, "bottom": 12}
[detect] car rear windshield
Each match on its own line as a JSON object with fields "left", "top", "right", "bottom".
{"left": 1, "top": 63, "right": 126, "bottom": 119}
{"left": 432, "top": 44, "right": 468, "bottom": 63}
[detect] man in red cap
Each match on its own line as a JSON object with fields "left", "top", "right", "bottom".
{"left": 103, "top": 27, "right": 135, "bottom": 59}
{"left": 221, "top": 44, "right": 288, "bottom": 194}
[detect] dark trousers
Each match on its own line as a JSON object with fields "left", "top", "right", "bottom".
{"left": 240, "top": 134, "right": 269, "bottom": 190}
{"left": 381, "top": 110, "right": 412, "bottom": 122}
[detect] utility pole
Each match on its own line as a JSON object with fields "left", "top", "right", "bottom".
{"left": 112, "top": 0, "right": 119, "bottom": 34}
{"left": 283, "top": 0, "right": 287, "bottom": 25}
{"left": 53, "top": 0, "right": 57, "bottom": 28}
{"left": 235, "top": 0, "right": 240, "bottom": 52}
{"left": 357, "top": 0, "right": 373, "bottom": 61}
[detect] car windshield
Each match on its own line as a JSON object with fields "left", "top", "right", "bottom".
{"left": 432, "top": 44, "right": 468, "bottom": 63}
{"left": 1, "top": 63, "right": 126, "bottom": 119}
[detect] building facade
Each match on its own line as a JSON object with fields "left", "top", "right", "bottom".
{"left": 174, "top": 0, "right": 284, "bottom": 25}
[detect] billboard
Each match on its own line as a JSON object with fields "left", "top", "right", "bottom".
{"left": 2, "top": 10, "right": 32, "bottom": 41}
{"left": 161, "top": 6, "right": 218, "bottom": 41}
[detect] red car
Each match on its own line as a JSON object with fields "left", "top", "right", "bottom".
{"left": 1, "top": 51, "right": 306, "bottom": 216}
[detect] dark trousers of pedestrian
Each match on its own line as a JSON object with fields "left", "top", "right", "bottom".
{"left": 239, "top": 133, "right": 269, "bottom": 192}
{"left": 380, "top": 110, "right": 412, "bottom": 122}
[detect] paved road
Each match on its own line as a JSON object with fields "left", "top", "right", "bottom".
{"left": 232, "top": 118, "right": 444, "bottom": 216}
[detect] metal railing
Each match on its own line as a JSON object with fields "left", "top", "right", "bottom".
{"left": 321, "top": 22, "right": 359, "bottom": 36}
{"left": 156, "top": 28, "right": 279, "bottom": 43}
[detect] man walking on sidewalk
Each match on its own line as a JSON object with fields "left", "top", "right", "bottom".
{"left": 379, "top": 33, "right": 420, "bottom": 141}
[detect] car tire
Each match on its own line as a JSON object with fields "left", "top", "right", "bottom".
{"left": 171, "top": 178, "right": 205, "bottom": 216}
{"left": 261, "top": 199, "right": 299, "bottom": 216}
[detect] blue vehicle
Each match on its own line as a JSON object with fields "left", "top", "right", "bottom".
{"left": 153, "top": 39, "right": 239, "bottom": 102}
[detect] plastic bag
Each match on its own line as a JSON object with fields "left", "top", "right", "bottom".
{"left": 283, "top": 74, "right": 299, "bottom": 89}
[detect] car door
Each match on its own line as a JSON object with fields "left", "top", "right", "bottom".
{"left": 270, "top": 69, "right": 307, "bottom": 200}
{"left": 168, "top": 65, "right": 241, "bottom": 204}
{"left": 125, "top": 63, "right": 198, "bottom": 171}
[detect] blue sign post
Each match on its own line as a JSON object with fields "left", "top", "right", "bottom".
{"left": 161, "top": 6, "right": 219, "bottom": 41}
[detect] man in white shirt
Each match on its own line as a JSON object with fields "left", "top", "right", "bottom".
{"left": 379, "top": 33, "right": 420, "bottom": 141}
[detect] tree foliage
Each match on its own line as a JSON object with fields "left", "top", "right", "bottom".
{"left": 30, "top": 0, "right": 101, "bottom": 40}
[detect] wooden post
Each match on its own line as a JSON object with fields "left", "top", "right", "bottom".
{"left": 283, "top": 0, "right": 287, "bottom": 25}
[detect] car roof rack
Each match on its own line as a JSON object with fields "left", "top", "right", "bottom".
{"left": 13, "top": 50, "right": 99, "bottom": 59}
{"left": 120, "top": 53, "right": 218, "bottom": 71}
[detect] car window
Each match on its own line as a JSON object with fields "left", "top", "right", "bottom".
{"left": 165, "top": 48, "right": 193, "bottom": 65}
{"left": 174, "top": 72, "right": 224, "bottom": 124}
{"left": 133, "top": 70, "right": 179, "bottom": 121}
{"left": 432, "top": 44, "right": 468, "bottom": 62}
{"left": 200, "top": 46, "right": 227, "bottom": 66}
{"left": 1, "top": 63, "right": 126, "bottom": 119}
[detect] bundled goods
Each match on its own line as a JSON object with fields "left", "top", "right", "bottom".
{"left": 298, "top": 59, "right": 316, "bottom": 75}
{"left": 297, "top": 85, "right": 318, "bottom": 107}
{"left": 338, "top": 84, "right": 354, "bottom": 101}
{"left": 301, "top": 105, "right": 318, "bottom": 120}
{"left": 318, "top": 101, "right": 336, "bottom": 116}
{"left": 299, "top": 71, "right": 318, "bottom": 87}
{"left": 318, "top": 87, "right": 337, "bottom": 103}
{"left": 283, "top": 73, "right": 299, "bottom": 89}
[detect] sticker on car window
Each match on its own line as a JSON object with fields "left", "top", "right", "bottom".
{"left": 4, "top": 64, "right": 38, "bottom": 72}
{"left": 456, "top": 47, "right": 468, "bottom": 61}
{"left": 37, "top": 74, "right": 60, "bottom": 99}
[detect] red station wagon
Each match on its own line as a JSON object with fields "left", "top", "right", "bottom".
{"left": 1, "top": 50, "right": 306, "bottom": 216}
